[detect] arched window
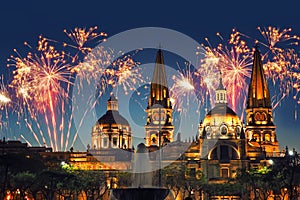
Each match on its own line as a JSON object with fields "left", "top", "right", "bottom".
{"left": 253, "top": 133, "right": 260, "bottom": 142}
{"left": 265, "top": 134, "right": 271, "bottom": 142}
{"left": 102, "top": 138, "right": 108, "bottom": 148}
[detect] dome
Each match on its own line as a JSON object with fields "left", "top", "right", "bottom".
{"left": 203, "top": 103, "right": 241, "bottom": 126}
{"left": 200, "top": 103, "right": 243, "bottom": 139}
{"left": 97, "top": 110, "right": 130, "bottom": 126}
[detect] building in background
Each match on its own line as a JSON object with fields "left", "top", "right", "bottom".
{"left": 92, "top": 94, "right": 132, "bottom": 150}
{"left": 145, "top": 49, "right": 174, "bottom": 147}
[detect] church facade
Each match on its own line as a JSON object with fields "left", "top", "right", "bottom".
{"left": 61, "top": 47, "right": 285, "bottom": 199}
{"left": 1, "top": 47, "right": 291, "bottom": 200}
{"left": 89, "top": 47, "right": 281, "bottom": 179}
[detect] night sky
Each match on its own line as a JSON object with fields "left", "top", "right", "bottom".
{"left": 0, "top": 0, "right": 299, "bottom": 151}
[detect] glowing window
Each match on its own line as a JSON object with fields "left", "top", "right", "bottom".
{"left": 253, "top": 134, "right": 260, "bottom": 142}
{"left": 221, "top": 168, "right": 229, "bottom": 178}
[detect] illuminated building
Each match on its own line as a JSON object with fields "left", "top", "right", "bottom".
{"left": 91, "top": 94, "right": 132, "bottom": 150}
{"left": 198, "top": 74, "right": 248, "bottom": 182}
{"left": 197, "top": 47, "right": 281, "bottom": 183}
{"left": 145, "top": 49, "right": 174, "bottom": 147}
{"left": 245, "top": 48, "right": 279, "bottom": 159}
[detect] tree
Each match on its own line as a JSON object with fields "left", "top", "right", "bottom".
{"left": 76, "top": 170, "right": 108, "bottom": 200}
{"left": 202, "top": 182, "right": 240, "bottom": 199}
{"left": 235, "top": 165, "right": 295, "bottom": 200}
{"left": 10, "top": 172, "right": 36, "bottom": 199}
{"left": 116, "top": 172, "right": 132, "bottom": 188}
{"left": 0, "top": 152, "right": 45, "bottom": 199}
{"left": 162, "top": 162, "right": 205, "bottom": 199}
{"left": 35, "top": 169, "right": 68, "bottom": 200}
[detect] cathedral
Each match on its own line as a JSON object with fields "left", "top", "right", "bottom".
{"left": 197, "top": 47, "right": 280, "bottom": 181}
{"left": 91, "top": 47, "right": 281, "bottom": 179}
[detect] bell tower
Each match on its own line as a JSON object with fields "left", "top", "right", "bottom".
{"left": 245, "top": 47, "right": 279, "bottom": 154}
{"left": 145, "top": 49, "right": 174, "bottom": 146}
{"left": 215, "top": 73, "right": 227, "bottom": 104}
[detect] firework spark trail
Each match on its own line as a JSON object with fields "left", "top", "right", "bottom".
{"left": 18, "top": 97, "right": 42, "bottom": 144}
{"left": 42, "top": 104, "right": 55, "bottom": 150}
{"left": 218, "top": 44, "right": 252, "bottom": 112}
{"left": 197, "top": 41, "right": 221, "bottom": 110}
{"left": 47, "top": 89, "right": 58, "bottom": 151}
{"left": 70, "top": 94, "right": 99, "bottom": 148}
{"left": 75, "top": 47, "right": 142, "bottom": 96}
{"left": 252, "top": 26, "right": 300, "bottom": 108}
{"left": 63, "top": 26, "right": 107, "bottom": 52}
{"left": 24, "top": 119, "right": 42, "bottom": 146}
{"left": 170, "top": 62, "right": 204, "bottom": 116}
{"left": 60, "top": 72, "right": 77, "bottom": 151}
{"left": 106, "top": 53, "right": 143, "bottom": 96}
{"left": 24, "top": 99, "right": 47, "bottom": 145}
{"left": 0, "top": 77, "right": 12, "bottom": 138}
{"left": 64, "top": 105, "right": 74, "bottom": 151}
{"left": 21, "top": 134, "right": 32, "bottom": 147}
{"left": 213, "top": 30, "right": 252, "bottom": 113}
{"left": 63, "top": 26, "right": 107, "bottom": 62}
{"left": 257, "top": 27, "right": 300, "bottom": 50}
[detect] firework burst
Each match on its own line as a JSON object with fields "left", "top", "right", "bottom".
{"left": 8, "top": 36, "right": 74, "bottom": 151}
{"left": 63, "top": 26, "right": 107, "bottom": 62}
{"left": 199, "top": 30, "right": 253, "bottom": 117}
{"left": 199, "top": 26, "right": 300, "bottom": 121}
{"left": 5, "top": 25, "right": 300, "bottom": 151}
{"left": 170, "top": 62, "right": 204, "bottom": 115}
{"left": 255, "top": 26, "right": 300, "bottom": 108}
{"left": 75, "top": 46, "right": 143, "bottom": 95}
{"left": 63, "top": 27, "right": 143, "bottom": 149}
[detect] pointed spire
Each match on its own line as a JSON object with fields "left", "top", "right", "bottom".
{"left": 215, "top": 71, "right": 227, "bottom": 104}
{"left": 247, "top": 46, "right": 271, "bottom": 108}
{"left": 217, "top": 71, "right": 225, "bottom": 90}
{"left": 148, "top": 49, "right": 171, "bottom": 108}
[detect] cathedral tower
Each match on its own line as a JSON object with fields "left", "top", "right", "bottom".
{"left": 245, "top": 47, "right": 279, "bottom": 155}
{"left": 145, "top": 49, "right": 174, "bottom": 146}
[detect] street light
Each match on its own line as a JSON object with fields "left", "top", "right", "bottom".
{"left": 268, "top": 159, "right": 274, "bottom": 165}
{"left": 284, "top": 147, "right": 300, "bottom": 199}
